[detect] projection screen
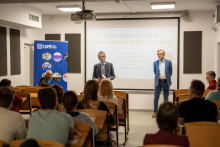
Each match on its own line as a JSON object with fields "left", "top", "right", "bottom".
{"left": 86, "top": 18, "right": 179, "bottom": 90}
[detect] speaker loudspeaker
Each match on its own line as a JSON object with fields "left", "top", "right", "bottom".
{"left": 182, "top": 11, "right": 189, "bottom": 21}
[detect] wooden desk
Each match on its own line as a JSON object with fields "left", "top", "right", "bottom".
{"left": 67, "top": 132, "right": 89, "bottom": 147}
{"left": 94, "top": 117, "right": 106, "bottom": 130}
{"left": 30, "top": 93, "right": 38, "bottom": 98}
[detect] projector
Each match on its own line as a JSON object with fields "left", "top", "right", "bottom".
{"left": 71, "top": 10, "right": 95, "bottom": 21}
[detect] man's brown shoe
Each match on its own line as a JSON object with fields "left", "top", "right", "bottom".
{"left": 152, "top": 112, "right": 157, "bottom": 118}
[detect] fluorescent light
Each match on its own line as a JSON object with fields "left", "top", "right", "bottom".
{"left": 151, "top": 3, "right": 175, "bottom": 9}
{"left": 57, "top": 6, "right": 82, "bottom": 12}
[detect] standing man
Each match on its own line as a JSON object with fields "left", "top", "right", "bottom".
{"left": 92, "top": 51, "right": 115, "bottom": 83}
{"left": 152, "top": 49, "right": 172, "bottom": 118}
{"left": 206, "top": 71, "right": 217, "bottom": 90}
{"left": 39, "top": 70, "right": 53, "bottom": 86}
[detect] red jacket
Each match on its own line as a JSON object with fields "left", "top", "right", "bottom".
{"left": 207, "top": 80, "right": 217, "bottom": 90}
{"left": 11, "top": 94, "right": 23, "bottom": 113}
{"left": 144, "top": 129, "right": 189, "bottom": 147}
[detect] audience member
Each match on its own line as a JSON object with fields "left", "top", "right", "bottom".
{"left": 63, "top": 90, "right": 99, "bottom": 135}
{"left": 0, "top": 87, "right": 27, "bottom": 144}
{"left": 206, "top": 71, "right": 217, "bottom": 90}
{"left": 39, "top": 70, "right": 53, "bottom": 86}
{"left": 98, "top": 79, "right": 118, "bottom": 105}
{"left": 178, "top": 80, "right": 218, "bottom": 125}
{"left": 144, "top": 102, "right": 189, "bottom": 147}
{"left": 26, "top": 88, "right": 81, "bottom": 146}
{"left": 77, "top": 80, "right": 114, "bottom": 124}
{"left": 51, "top": 84, "right": 64, "bottom": 109}
{"left": 0, "top": 79, "right": 23, "bottom": 112}
{"left": 205, "top": 77, "right": 220, "bottom": 102}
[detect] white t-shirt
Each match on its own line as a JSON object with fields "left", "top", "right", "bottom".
{"left": 0, "top": 108, "right": 27, "bottom": 144}
{"left": 98, "top": 95, "right": 118, "bottom": 105}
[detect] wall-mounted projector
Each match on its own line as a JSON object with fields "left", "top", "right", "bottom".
{"left": 71, "top": 10, "right": 95, "bottom": 21}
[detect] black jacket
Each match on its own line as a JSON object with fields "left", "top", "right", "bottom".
{"left": 39, "top": 77, "right": 51, "bottom": 86}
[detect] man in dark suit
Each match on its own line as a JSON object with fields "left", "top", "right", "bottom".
{"left": 92, "top": 51, "right": 115, "bottom": 83}
{"left": 39, "top": 70, "right": 53, "bottom": 86}
{"left": 153, "top": 49, "right": 172, "bottom": 118}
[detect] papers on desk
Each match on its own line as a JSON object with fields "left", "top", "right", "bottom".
{"left": 67, "top": 139, "right": 79, "bottom": 144}
{"left": 91, "top": 117, "right": 96, "bottom": 122}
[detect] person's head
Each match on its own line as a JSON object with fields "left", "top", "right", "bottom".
{"left": 51, "top": 84, "right": 63, "bottom": 104}
{"left": 189, "top": 80, "right": 205, "bottom": 98}
{"left": 82, "top": 80, "right": 99, "bottom": 109}
{"left": 0, "top": 87, "right": 15, "bottom": 109}
{"left": 157, "top": 49, "right": 165, "bottom": 61}
{"left": 99, "top": 79, "right": 114, "bottom": 98}
{"left": 63, "top": 91, "right": 78, "bottom": 112}
{"left": 157, "top": 101, "right": 178, "bottom": 131}
{"left": 45, "top": 70, "right": 53, "bottom": 80}
{"left": 0, "top": 79, "right": 13, "bottom": 89}
{"left": 206, "top": 71, "right": 216, "bottom": 83}
{"left": 38, "top": 87, "right": 58, "bottom": 110}
{"left": 217, "top": 77, "right": 220, "bottom": 90}
{"left": 98, "top": 51, "right": 106, "bottom": 64}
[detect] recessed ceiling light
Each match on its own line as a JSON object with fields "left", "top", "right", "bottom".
{"left": 57, "top": 5, "right": 82, "bottom": 12}
{"left": 150, "top": 2, "right": 175, "bottom": 9}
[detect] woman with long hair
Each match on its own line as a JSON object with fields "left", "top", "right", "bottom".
{"left": 51, "top": 84, "right": 64, "bottom": 109}
{"left": 98, "top": 79, "right": 118, "bottom": 104}
{"left": 77, "top": 80, "right": 114, "bottom": 124}
{"left": 205, "top": 76, "right": 220, "bottom": 101}
{"left": 0, "top": 79, "right": 23, "bottom": 112}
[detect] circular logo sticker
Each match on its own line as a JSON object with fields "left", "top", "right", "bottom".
{"left": 53, "top": 52, "right": 62, "bottom": 62}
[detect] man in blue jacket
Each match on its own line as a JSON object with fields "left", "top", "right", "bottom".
{"left": 92, "top": 51, "right": 115, "bottom": 83}
{"left": 153, "top": 49, "right": 172, "bottom": 118}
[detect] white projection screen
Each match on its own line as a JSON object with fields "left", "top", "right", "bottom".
{"left": 86, "top": 18, "right": 179, "bottom": 90}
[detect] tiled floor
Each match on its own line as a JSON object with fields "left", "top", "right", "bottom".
{"left": 22, "top": 111, "right": 158, "bottom": 147}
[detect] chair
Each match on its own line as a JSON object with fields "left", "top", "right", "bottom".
{"left": 16, "top": 92, "right": 37, "bottom": 116}
{"left": 213, "top": 100, "right": 220, "bottom": 110}
{"left": 10, "top": 139, "right": 64, "bottom": 147}
{"left": 0, "top": 140, "right": 7, "bottom": 147}
{"left": 15, "top": 85, "right": 32, "bottom": 91}
{"left": 138, "top": 145, "right": 182, "bottom": 147}
{"left": 184, "top": 121, "right": 220, "bottom": 147}
{"left": 23, "top": 87, "right": 39, "bottom": 93}
{"left": 77, "top": 109, "right": 111, "bottom": 146}
{"left": 117, "top": 96, "right": 127, "bottom": 145}
{"left": 34, "top": 86, "right": 48, "bottom": 89}
{"left": 103, "top": 101, "right": 119, "bottom": 146}
{"left": 113, "top": 90, "right": 130, "bottom": 133}
{"left": 78, "top": 95, "right": 84, "bottom": 101}
{"left": 67, "top": 121, "right": 94, "bottom": 147}
{"left": 176, "top": 94, "right": 189, "bottom": 107}
{"left": 203, "top": 89, "right": 212, "bottom": 98}
{"left": 13, "top": 87, "right": 21, "bottom": 92}
{"left": 173, "top": 89, "right": 189, "bottom": 104}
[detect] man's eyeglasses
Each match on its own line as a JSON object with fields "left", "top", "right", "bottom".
{"left": 157, "top": 54, "right": 164, "bottom": 56}
{"left": 98, "top": 56, "right": 105, "bottom": 59}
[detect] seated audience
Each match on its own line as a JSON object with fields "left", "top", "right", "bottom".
{"left": 206, "top": 71, "right": 217, "bottom": 90}
{"left": 63, "top": 90, "right": 99, "bottom": 135}
{"left": 205, "top": 77, "right": 220, "bottom": 102}
{"left": 144, "top": 102, "right": 189, "bottom": 147}
{"left": 26, "top": 88, "right": 81, "bottom": 146}
{"left": 0, "top": 79, "right": 23, "bottom": 112}
{"left": 39, "top": 70, "right": 53, "bottom": 86}
{"left": 178, "top": 80, "right": 218, "bottom": 125}
{"left": 98, "top": 79, "right": 118, "bottom": 105}
{"left": 51, "top": 84, "right": 64, "bottom": 109}
{"left": 0, "top": 87, "right": 27, "bottom": 144}
{"left": 77, "top": 80, "right": 114, "bottom": 124}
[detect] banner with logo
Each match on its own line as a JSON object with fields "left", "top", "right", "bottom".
{"left": 34, "top": 40, "right": 68, "bottom": 92}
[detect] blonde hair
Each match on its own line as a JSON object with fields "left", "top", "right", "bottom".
{"left": 99, "top": 79, "right": 114, "bottom": 98}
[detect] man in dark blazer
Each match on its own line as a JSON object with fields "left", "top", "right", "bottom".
{"left": 39, "top": 70, "right": 53, "bottom": 86}
{"left": 92, "top": 51, "right": 115, "bottom": 83}
{"left": 153, "top": 49, "right": 172, "bottom": 118}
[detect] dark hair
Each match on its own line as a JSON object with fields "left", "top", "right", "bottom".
{"left": 38, "top": 88, "right": 57, "bottom": 109}
{"left": 0, "top": 79, "right": 11, "bottom": 87}
{"left": 63, "top": 91, "right": 78, "bottom": 112}
{"left": 157, "top": 102, "right": 178, "bottom": 131}
{"left": 206, "top": 71, "right": 216, "bottom": 79}
{"left": 217, "top": 77, "right": 220, "bottom": 90}
{"left": 51, "top": 84, "right": 63, "bottom": 104}
{"left": 0, "top": 87, "right": 15, "bottom": 108}
{"left": 190, "top": 80, "right": 205, "bottom": 96}
{"left": 82, "top": 80, "right": 99, "bottom": 109}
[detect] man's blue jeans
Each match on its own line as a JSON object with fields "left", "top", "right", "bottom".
{"left": 154, "top": 81, "right": 170, "bottom": 112}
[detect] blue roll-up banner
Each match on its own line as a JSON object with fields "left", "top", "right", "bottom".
{"left": 34, "top": 40, "right": 68, "bottom": 92}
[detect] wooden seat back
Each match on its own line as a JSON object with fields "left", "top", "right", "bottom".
{"left": 176, "top": 94, "right": 189, "bottom": 107}
{"left": 139, "top": 145, "right": 182, "bottom": 147}
{"left": 10, "top": 139, "right": 64, "bottom": 147}
{"left": 13, "top": 88, "right": 21, "bottom": 92}
{"left": 78, "top": 95, "right": 84, "bottom": 101}
{"left": 184, "top": 121, "right": 220, "bottom": 147}
{"left": 23, "top": 87, "right": 39, "bottom": 93}
{"left": 34, "top": 86, "right": 48, "bottom": 89}
{"left": 203, "top": 89, "right": 212, "bottom": 98}
{"left": 173, "top": 89, "right": 189, "bottom": 104}
{"left": 0, "top": 140, "right": 7, "bottom": 147}
{"left": 213, "top": 100, "right": 220, "bottom": 110}
{"left": 15, "top": 85, "right": 32, "bottom": 91}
